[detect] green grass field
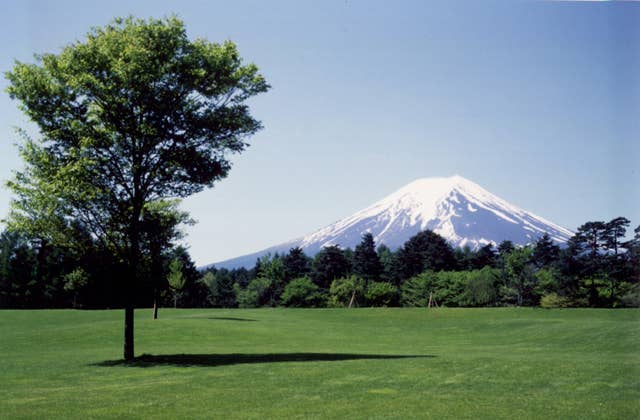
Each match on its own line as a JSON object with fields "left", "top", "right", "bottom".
{"left": 1, "top": 308, "right": 638, "bottom": 419}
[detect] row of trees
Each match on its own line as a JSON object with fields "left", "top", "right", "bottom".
{"left": 199, "top": 217, "right": 640, "bottom": 309}
{"left": 2, "top": 217, "right": 638, "bottom": 310}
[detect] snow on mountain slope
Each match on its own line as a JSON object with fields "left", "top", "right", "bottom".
{"left": 208, "top": 175, "right": 573, "bottom": 269}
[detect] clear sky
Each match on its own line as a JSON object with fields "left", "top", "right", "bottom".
{"left": 0, "top": 0, "right": 638, "bottom": 265}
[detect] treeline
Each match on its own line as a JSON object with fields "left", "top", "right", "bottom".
{"left": 202, "top": 217, "right": 640, "bottom": 309}
{"left": 1, "top": 217, "right": 639, "bottom": 309}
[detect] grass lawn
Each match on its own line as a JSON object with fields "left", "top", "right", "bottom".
{"left": 0, "top": 308, "right": 638, "bottom": 419}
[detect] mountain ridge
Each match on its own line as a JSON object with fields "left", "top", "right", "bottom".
{"left": 206, "top": 175, "right": 573, "bottom": 269}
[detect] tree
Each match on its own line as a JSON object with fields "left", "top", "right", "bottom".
{"left": 281, "top": 277, "right": 325, "bottom": 307}
{"left": 201, "top": 270, "right": 237, "bottom": 308}
{"left": 328, "top": 275, "right": 366, "bottom": 307}
{"left": 63, "top": 268, "right": 90, "bottom": 308}
{"left": 353, "top": 233, "right": 383, "bottom": 282}
{"left": 282, "top": 247, "right": 311, "bottom": 281}
{"left": 167, "top": 258, "right": 186, "bottom": 308}
{"left": 5, "top": 17, "right": 269, "bottom": 359}
{"left": 531, "top": 233, "right": 560, "bottom": 268}
{"left": 311, "top": 246, "right": 351, "bottom": 289}
{"left": 503, "top": 247, "right": 537, "bottom": 306}
{"left": 396, "top": 230, "right": 456, "bottom": 280}
{"left": 472, "top": 244, "right": 497, "bottom": 269}
{"left": 602, "top": 217, "right": 631, "bottom": 303}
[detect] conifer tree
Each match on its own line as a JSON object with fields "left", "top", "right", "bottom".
{"left": 353, "top": 233, "right": 383, "bottom": 282}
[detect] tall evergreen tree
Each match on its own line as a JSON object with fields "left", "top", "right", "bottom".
{"left": 282, "top": 247, "right": 311, "bottom": 281}
{"left": 353, "top": 233, "right": 383, "bottom": 282}
{"left": 311, "top": 246, "right": 350, "bottom": 289}
{"left": 472, "top": 244, "right": 497, "bottom": 269}
{"left": 531, "top": 233, "right": 560, "bottom": 268}
{"left": 397, "top": 230, "right": 456, "bottom": 280}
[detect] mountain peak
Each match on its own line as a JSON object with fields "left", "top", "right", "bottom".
{"left": 209, "top": 176, "right": 573, "bottom": 269}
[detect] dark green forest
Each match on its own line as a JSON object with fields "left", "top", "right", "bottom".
{"left": 1, "top": 217, "right": 638, "bottom": 310}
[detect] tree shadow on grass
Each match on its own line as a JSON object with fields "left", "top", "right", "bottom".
{"left": 206, "top": 317, "right": 257, "bottom": 322}
{"left": 94, "top": 353, "right": 435, "bottom": 368}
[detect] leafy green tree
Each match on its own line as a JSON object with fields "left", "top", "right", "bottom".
{"left": 235, "top": 277, "right": 272, "bottom": 308}
{"left": 503, "top": 247, "right": 537, "bottom": 306}
{"left": 5, "top": 16, "right": 268, "bottom": 359}
{"left": 328, "top": 275, "right": 366, "bottom": 307}
{"left": 257, "top": 254, "right": 286, "bottom": 305}
{"left": 353, "top": 233, "right": 383, "bottom": 282}
{"left": 376, "top": 244, "right": 395, "bottom": 283}
{"left": 201, "top": 270, "right": 237, "bottom": 308}
{"left": 400, "top": 272, "right": 437, "bottom": 307}
{"left": 64, "top": 268, "right": 90, "bottom": 308}
{"left": 167, "top": 258, "right": 185, "bottom": 308}
{"left": 365, "top": 282, "right": 398, "bottom": 307}
{"left": 281, "top": 277, "right": 325, "bottom": 307}
{"left": 462, "top": 267, "right": 500, "bottom": 306}
{"left": 311, "top": 246, "right": 351, "bottom": 289}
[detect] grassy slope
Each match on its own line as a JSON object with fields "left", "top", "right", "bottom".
{"left": 0, "top": 308, "right": 638, "bottom": 419}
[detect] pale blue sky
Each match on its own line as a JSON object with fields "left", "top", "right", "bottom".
{"left": 1, "top": 0, "right": 638, "bottom": 265}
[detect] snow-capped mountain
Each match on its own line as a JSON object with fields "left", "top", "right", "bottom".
{"left": 209, "top": 175, "right": 573, "bottom": 269}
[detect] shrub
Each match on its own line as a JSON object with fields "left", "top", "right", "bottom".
{"left": 281, "top": 277, "right": 325, "bottom": 307}
{"left": 400, "top": 272, "right": 437, "bottom": 307}
{"left": 462, "top": 267, "right": 499, "bottom": 306}
{"left": 365, "top": 282, "right": 398, "bottom": 307}
{"left": 328, "top": 275, "right": 366, "bottom": 307}
{"left": 235, "top": 277, "right": 272, "bottom": 308}
{"left": 619, "top": 284, "right": 640, "bottom": 308}
{"left": 540, "top": 293, "right": 570, "bottom": 308}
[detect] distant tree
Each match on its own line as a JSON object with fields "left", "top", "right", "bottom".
{"left": 281, "top": 277, "right": 325, "bottom": 307}
{"left": 531, "top": 233, "right": 560, "bottom": 268}
{"left": 282, "top": 247, "right": 311, "bottom": 282}
{"left": 463, "top": 267, "right": 500, "bottom": 306}
{"left": 497, "top": 240, "right": 515, "bottom": 256}
{"left": 376, "top": 244, "right": 395, "bottom": 283}
{"left": 257, "top": 254, "right": 286, "bottom": 305}
{"left": 167, "top": 258, "right": 185, "bottom": 308}
{"left": 328, "top": 275, "right": 366, "bottom": 307}
{"left": 400, "top": 272, "right": 437, "bottom": 307}
{"left": 602, "top": 217, "right": 631, "bottom": 303}
{"left": 235, "top": 277, "right": 272, "bottom": 308}
{"left": 63, "top": 268, "right": 90, "bottom": 308}
{"left": 353, "top": 233, "right": 383, "bottom": 282}
{"left": 5, "top": 16, "right": 269, "bottom": 359}
{"left": 396, "top": 230, "right": 456, "bottom": 280}
{"left": 603, "top": 217, "right": 630, "bottom": 255}
{"left": 365, "top": 282, "right": 398, "bottom": 307}
{"left": 503, "top": 247, "right": 537, "bottom": 306}
{"left": 311, "top": 246, "right": 350, "bottom": 289}
{"left": 472, "top": 244, "right": 497, "bottom": 269}
{"left": 201, "top": 270, "right": 237, "bottom": 308}
{"left": 454, "top": 246, "right": 475, "bottom": 271}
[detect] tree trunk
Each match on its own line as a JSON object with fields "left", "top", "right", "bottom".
{"left": 124, "top": 305, "right": 134, "bottom": 360}
{"left": 124, "top": 201, "right": 142, "bottom": 361}
{"left": 153, "top": 299, "right": 159, "bottom": 319}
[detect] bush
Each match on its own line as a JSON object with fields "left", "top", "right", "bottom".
{"left": 281, "top": 277, "right": 325, "bottom": 307}
{"left": 540, "top": 293, "right": 570, "bottom": 308}
{"left": 619, "top": 284, "right": 640, "bottom": 308}
{"left": 400, "top": 272, "right": 437, "bottom": 307}
{"left": 235, "top": 277, "right": 273, "bottom": 308}
{"left": 328, "top": 275, "right": 365, "bottom": 307}
{"left": 462, "top": 267, "right": 499, "bottom": 306}
{"left": 365, "top": 282, "right": 398, "bottom": 307}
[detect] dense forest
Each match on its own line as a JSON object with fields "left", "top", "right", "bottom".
{"left": 1, "top": 216, "right": 638, "bottom": 310}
